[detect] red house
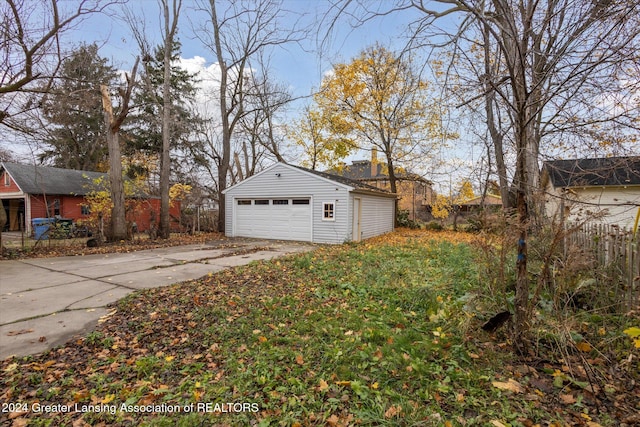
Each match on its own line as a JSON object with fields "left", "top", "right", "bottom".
{"left": 1, "top": 162, "right": 181, "bottom": 235}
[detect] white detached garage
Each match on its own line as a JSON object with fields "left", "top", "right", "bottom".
{"left": 223, "top": 162, "right": 396, "bottom": 244}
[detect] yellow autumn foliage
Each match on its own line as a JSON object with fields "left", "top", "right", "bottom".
{"left": 311, "top": 44, "right": 456, "bottom": 170}
{"left": 431, "top": 194, "right": 452, "bottom": 220}
{"left": 169, "top": 183, "right": 192, "bottom": 205}
{"left": 286, "top": 106, "right": 355, "bottom": 170}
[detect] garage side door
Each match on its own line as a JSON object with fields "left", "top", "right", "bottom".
{"left": 234, "top": 198, "right": 312, "bottom": 241}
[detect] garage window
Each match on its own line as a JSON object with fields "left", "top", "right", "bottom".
{"left": 292, "top": 199, "right": 310, "bottom": 205}
{"left": 323, "top": 202, "right": 335, "bottom": 221}
{"left": 273, "top": 199, "right": 289, "bottom": 205}
{"left": 254, "top": 199, "right": 269, "bottom": 205}
{"left": 237, "top": 200, "right": 251, "bottom": 205}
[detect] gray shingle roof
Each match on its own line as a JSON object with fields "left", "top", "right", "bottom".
{"left": 326, "top": 160, "right": 432, "bottom": 184}
{"left": 292, "top": 164, "right": 396, "bottom": 196}
{"left": 327, "top": 160, "right": 387, "bottom": 180}
{"left": 543, "top": 156, "right": 640, "bottom": 188}
{"left": 1, "top": 162, "right": 107, "bottom": 196}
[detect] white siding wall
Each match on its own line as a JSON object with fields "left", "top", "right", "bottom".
{"left": 545, "top": 183, "right": 640, "bottom": 230}
{"left": 225, "top": 163, "right": 352, "bottom": 244}
{"left": 355, "top": 192, "right": 395, "bottom": 240}
{"left": 543, "top": 183, "right": 564, "bottom": 221}
{"left": 312, "top": 192, "right": 351, "bottom": 244}
{"left": 566, "top": 187, "right": 640, "bottom": 229}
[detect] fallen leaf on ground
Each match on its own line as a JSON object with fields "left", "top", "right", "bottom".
{"left": 6, "top": 329, "right": 33, "bottom": 336}
{"left": 384, "top": 404, "right": 402, "bottom": 418}
{"left": 560, "top": 393, "right": 576, "bottom": 404}
{"left": 318, "top": 379, "right": 329, "bottom": 391}
{"left": 576, "top": 342, "right": 592, "bottom": 352}
{"left": 492, "top": 378, "right": 524, "bottom": 393}
{"left": 327, "top": 414, "right": 339, "bottom": 426}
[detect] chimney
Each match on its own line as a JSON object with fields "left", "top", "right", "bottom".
{"left": 371, "top": 147, "right": 378, "bottom": 177}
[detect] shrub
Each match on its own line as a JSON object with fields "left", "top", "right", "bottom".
{"left": 425, "top": 220, "right": 443, "bottom": 231}
{"left": 396, "top": 209, "right": 420, "bottom": 229}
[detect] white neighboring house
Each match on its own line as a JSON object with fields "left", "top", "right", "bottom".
{"left": 542, "top": 156, "right": 640, "bottom": 231}
{"left": 223, "top": 162, "right": 397, "bottom": 244}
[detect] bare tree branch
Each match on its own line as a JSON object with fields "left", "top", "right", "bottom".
{"left": 0, "top": 0, "right": 124, "bottom": 128}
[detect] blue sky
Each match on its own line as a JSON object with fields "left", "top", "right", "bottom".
{"left": 69, "top": 0, "right": 427, "bottom": 107}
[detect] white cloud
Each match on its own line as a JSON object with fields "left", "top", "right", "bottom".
{"left": 176, "top": 56, "right": 222, "bottom": 125}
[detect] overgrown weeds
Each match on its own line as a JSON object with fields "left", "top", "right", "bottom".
{"left": 471, "top": 214, "right": 639, "bottom": 415}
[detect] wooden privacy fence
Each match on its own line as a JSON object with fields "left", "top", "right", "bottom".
{"left": 565, "top": 223, "right": 639, "bottom": 311}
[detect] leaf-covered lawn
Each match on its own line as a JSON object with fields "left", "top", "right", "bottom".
{"left": 0, "top": 232, "right": 226, "bottom": 260}
{"left": 1, "top": 230, "right": 638, "bottom": 426}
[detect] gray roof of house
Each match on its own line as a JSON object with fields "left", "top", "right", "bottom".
{"left": 1, "top": 162, "right": 107, "bottom": 196}
{"left": 543, "top": 156, "right": 640, "bottom": 188}
{"left": 292, "top": 164, "right": 396, "bottom": 197}
{"left": 326, "top": 160, "right": 432, "bottom": 184}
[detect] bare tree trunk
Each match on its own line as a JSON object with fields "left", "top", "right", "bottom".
{"left": 514, "top": 148, "right": 530, "bottom": 354}
{"left": 485, "top": 94, "right": 511, "bottom": 208}
{"left": 207, "top": 0, "right": 231, "bottom": 233}
{"left": 99, "top": 59, "right": 139, "bottom": 241}
{"left": 0, "top": 202, "right": 6, "bottom": 254}
{"left": 507, "top": 14, "right": 533, "bottom": 353}
{"left": 481, "top": 21, "right": 512, "bottom": 209}
{"left": 385, "top": 150, "right": 401, "bottom": 225}
{"left": 234, "top": 152, "right": 244, "bottom": 181}
{"left": 158, "top": 0, "right": 181, "bottom": 239}
{"left": 101, "top": 86, "right": 127, "bottom": 241}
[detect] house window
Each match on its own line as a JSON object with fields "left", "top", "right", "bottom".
{"left": 81, "top": 205, "right": 91, "bottom": 215}
{"left": 3, "top": 173, "right": 9, "bottom": 186}
{"left": 292, "top": 199, "right": 310, "bottom": 205}
{"left": 323, "top": 202, "right": 335, "bottom": 221}
{"left": 48, "top": 198, "right": 60, "bottom": 216}
{"left": 254, "top": 199, "right": 269, "bottom": 205}
{"left": 273, "top": 199, "right": 289, "bottom": 205}
{"left": 237, "top": 200, "right": 251, "bottom": 205}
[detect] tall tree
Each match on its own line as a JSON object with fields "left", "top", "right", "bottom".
{"left": 40, "top": 44, "right": 118, "bottom": 170}
{"left": 100, "top": 58, "right": 139, "bottom": 241}
{"left": 158, "top": 0, "right": 182, "bottom": 239}
{"left": 314, "top": 44, "right": 453, "bottom": 198}
{"left": 194, "top": 0, "right": 305, "bottom": 232}
{"left": 126, "top": 0, "right": 191, "bottom": 238}
{"left": 0, "top": 0, "right": 121, "bottom": 133}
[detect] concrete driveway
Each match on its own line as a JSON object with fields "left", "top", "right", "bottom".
{"left": 0, "top": 239, "right": 315, "bottom": 359}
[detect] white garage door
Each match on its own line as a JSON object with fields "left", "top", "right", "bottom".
{"left": 234, "top": 198, "right": 312, "bottom": 241}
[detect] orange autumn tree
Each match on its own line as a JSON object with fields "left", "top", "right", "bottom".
{"left": 431, "top": 180, "right": 475, "bottom": 225}
{"left": 313, "top": 44, "right": 456, "bottom": 218}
